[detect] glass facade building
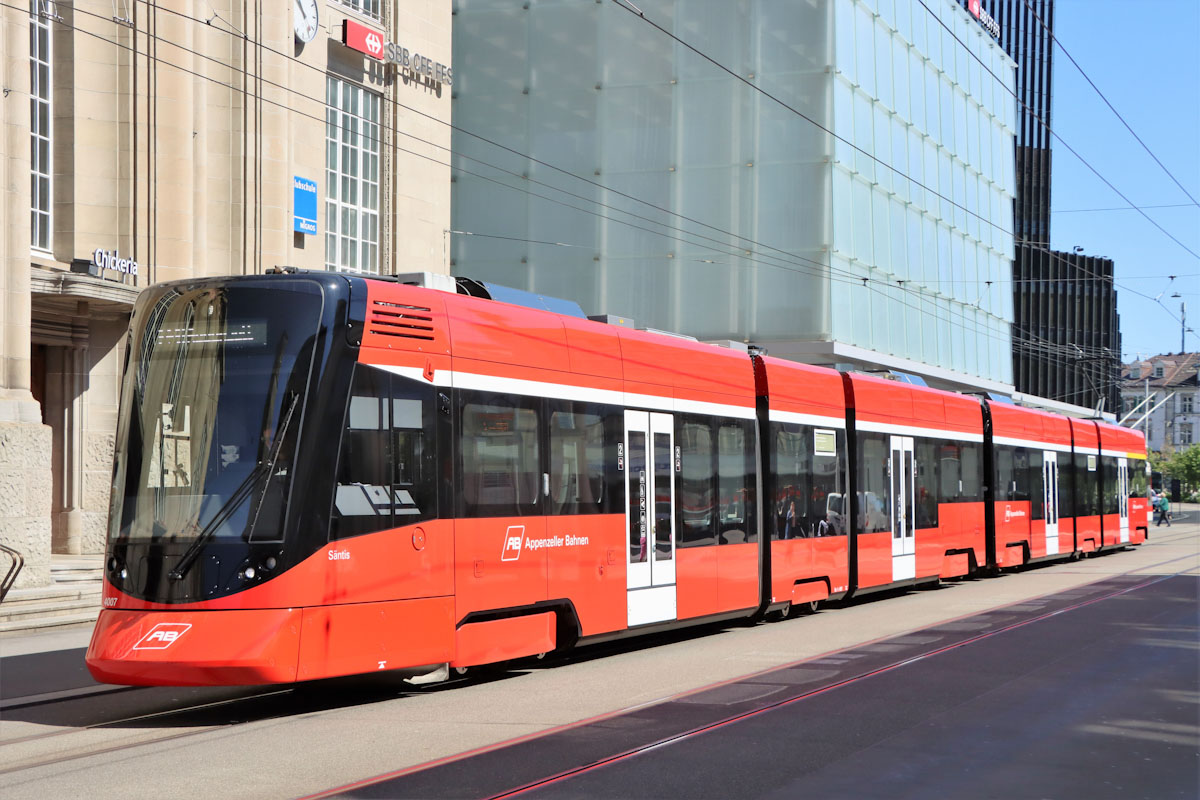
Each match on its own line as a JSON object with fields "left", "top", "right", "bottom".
{"left": 452, "top": 0, "right": 1017, "bottom": 389}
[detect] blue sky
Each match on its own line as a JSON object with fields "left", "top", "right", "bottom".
{"left": 1048, "top": 0, "right": 1200, "bottom": 362}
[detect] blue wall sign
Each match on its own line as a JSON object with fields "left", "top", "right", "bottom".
{"left": 293, "top": 176, "right": 318, "bottom": 235}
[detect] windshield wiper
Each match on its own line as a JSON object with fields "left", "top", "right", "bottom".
{"left": 246, "top": 392, "right": 300, "bottom": 539}
{"left": 168, "top": 393, "right": 300, "bottom": 581}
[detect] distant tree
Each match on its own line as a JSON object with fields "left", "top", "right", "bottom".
{"left": 1165, "top": 444, "right": 1200, "bottom": 495}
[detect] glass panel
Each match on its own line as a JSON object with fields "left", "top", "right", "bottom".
{"left": 459, "top": 394, "right": 540, "bottom": 518}
{"left": 653, "top": 432, "right": 672, "bottom": 561}
{"left": 915, "top": 439, "right": 938, "bottom": 528}
{"left": 904, "top": 449, "right": 914, "bottom": 539}
{"left": 718, "top": 422, "right": 753, "bottom": 544}
{"left": 680, "top": 419, "right": 716, "bottom": 547}
{"left": 109, "top": 283, "right": 324, "bottom": 544}
{"left": 628, "top": 431, "right": 647, "bottom": 562}
{"left": 858, "top": 434, "right": 889, "bottom": 533}
{"left": 549, "top": 405, "right": 609, "bottom": 516}
{"left": 891, "top": 448, "right": 902, "bottom": 538}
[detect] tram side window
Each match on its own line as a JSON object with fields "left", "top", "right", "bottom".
{"left": 549, "top": 403, "right": 611, "bottom": 516}
{"left": 771, "top": 423, "right": 848, "bottom": 538}
{"left": 1074, "top": 453, "right": 1100, "bottom": 516}
{"left": 960, "top": 442, "right": 983, "bottom": 501}
{"left": 994, "top": 446, "right": 1014, "bottom": 502}
{"left": 718, "top": 421, "right": 756, "bottom": 544}
{"left": 937, "top": 441, "right": 980, "bottom": 504}
{"left": 678, "top": 417, "right": 717, "bottom": 547}
{"left": 460, "top": 392, "right": 540, "bottom": 518}
{"left": 914, "top": 439, "right": 939, "bottom": 528}
{"left": 771, "top": 423, "right": 809, "bottom": 540}
{"left": 330, "top": 366, "right": 438, "bottom": 540}
{"left": 1129, "top": 460, "right": 1148, "bottom": 498}
{"left": 1101, "top": 456, "right": 1119, "bottom": 515}
{"left": 1010, "top": 448, "right": 1032, "bottom": 502}
{"left": 1059, "top": 458, "right": 1075, "bottom": 518}
{"left": 811, "top": 428, "right": 848, "bottom": 536}
{"left": 857, "top": 433, "right": 890, "bottom": 533}
{"left": 1029, "top": 449, "right": 1045, "bottom": 520}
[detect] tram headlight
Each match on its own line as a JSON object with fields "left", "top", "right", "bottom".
{"left": 242, "top": 566, "right": 256, "bottom": 580}
{"left": 265, "top": 557, "right": 277, "bottom": 570}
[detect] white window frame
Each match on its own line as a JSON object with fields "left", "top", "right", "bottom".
{"left": 325, "top": 76, "right": 381, "bottom": 274}
{"left": 1179, "top": 423, "right": 1193, "bottom": 446}
{"left": 30, "top": 1, "right": 52, "bottom": 253}
{"left": 1180, "top": 394, "right": 1193, "bottom": 415}
{"left": 333, "top": 0, "right": 381, "bottom": 22}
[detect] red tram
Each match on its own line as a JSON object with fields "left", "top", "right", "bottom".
{"left": 85, "top": 273, "right": 1149, "bottom": 686}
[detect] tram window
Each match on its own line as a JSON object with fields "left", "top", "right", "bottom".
{"left": 1029, "top": 450, "right": 1045, "bottom": 519}
{"left": 330, "top": 366, "right": 438, "bottom": 540}
{"left": 1059, "top": 459, "right": 1075, "bottom": 517}
{"left": 857, "top": 433, "right": 890, "bottom": 533}
{"left": 1011, "top": 448, "right": 1031, "bottom": 501}
{"left": 914, "top": 439, "right": 938, "bottom": 528}
{"left": 771, "top": 423, "right": 847, "bottom": 538}
{"left": 548, "top": 404, "right": 608, "bottom": 516}
{"left": 460, "top": 392, "right": 540, "bottom": 518}
{"left": 717, "top": 421, "right": 756, "bottom": 544}
{"left": 679, "top": 418, "right": 717, "bottom": 547}
{"left": 772, "top": 423, "right": 808, "bottom": 540}
{"left": 1129, "top": 460, "right": 1148, "bottom": 498}
{"left": 1074, "top": 452, "right": 1099, "bottom": 516}
{"left": 811, "top": 428, "right": 847, "bottom": 536}
{"left": 1101, "top": 456, "right": 1119, "bottom": 515}
{"left": 959, "top": 442, "right": 982, "bottom": 501}
{"left": 995, "top": 446, "right": 1014, "bottom": 502}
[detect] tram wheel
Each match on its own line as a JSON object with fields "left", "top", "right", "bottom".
{"left": 806, "top": 600, "right": 820, "bottom": 614}
{"left": 776, "top": 602, "right": 792, "bottom": 621}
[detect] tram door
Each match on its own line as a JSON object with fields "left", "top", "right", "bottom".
{"left": 890, "top": 436, "right": 916, "bottom": 581}
{"left": 1043, "top": 451, "right": 1060, "bottom": 555}
{"left": 624, "top": 410, "right": 678, "bottom": 627}
{"left": 1117, "top": 458, "right": 1130, "bottom": 543}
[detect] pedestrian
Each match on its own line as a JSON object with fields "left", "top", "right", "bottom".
{"left": 1156, "top": 493, "right": 1171, "bottom": 527}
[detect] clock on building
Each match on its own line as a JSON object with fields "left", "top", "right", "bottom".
{"left": 294, "top": 0, "right": 319, "bottom": 44}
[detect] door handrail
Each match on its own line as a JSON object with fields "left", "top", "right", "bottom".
{"left": 0, "top": 544, "right": 25, "bottom": 603}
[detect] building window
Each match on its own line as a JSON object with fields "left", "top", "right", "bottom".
{"left": 1180, "top": 423, "right": 1193, "bottom": 446}
{"left": 325, "top": 77, "right": 381, "bottom": 274}
{"left": 335, "top": 0, "right": 380, "bottom": 21}
{"left": 1181, "top": 394, "right": 1193, "bottom": 415}
{"left": 1153, "top": 364, "right": 1164, "bottom": 378}
{"left": 30, "top": 2, "right": 52, "bottom": 252}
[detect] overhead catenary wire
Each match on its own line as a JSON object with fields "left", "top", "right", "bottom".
{"left": 27, "top": 1, "right": 1135, "bottom": 373}
{"left": 20, "top": 2, "right": 1156, "bottom": 373}
{"left": 1015, "top": 0, "right": 1200, "bottom": 209}
{"left": 141, "top": 0, "right": 1187, "bottom": 345}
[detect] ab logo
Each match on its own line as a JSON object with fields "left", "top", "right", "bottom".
{"left": 133, "top": 622, "right": 193, "bottom": 650}
{"left": 501, "top": 525, "right": 524, "bottom": 561}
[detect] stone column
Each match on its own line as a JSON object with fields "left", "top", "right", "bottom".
{"left": 1, "top": 6, "right": 53, "bottom": 588}
{"left": 50, "top": 340, "right": 87, "bottom": 555}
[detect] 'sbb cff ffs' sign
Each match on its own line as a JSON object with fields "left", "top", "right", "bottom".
{"left": 342, "top": 19, "right": 453, "bottom": 85}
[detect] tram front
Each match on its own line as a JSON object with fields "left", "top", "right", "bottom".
{"left": 86, "top": 274, "right": 352, "bottom": 685}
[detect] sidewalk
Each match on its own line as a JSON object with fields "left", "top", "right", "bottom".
{"left": 0, "top": 554, "right": 103, "bottom": 636}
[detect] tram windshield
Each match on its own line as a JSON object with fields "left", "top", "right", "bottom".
{"left": 109, "top": 281, "right": 324, "bottom": 544}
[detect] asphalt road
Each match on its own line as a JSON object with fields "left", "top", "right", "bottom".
{"left": 1, "top": 517, "right": 1196, "bottom": 800}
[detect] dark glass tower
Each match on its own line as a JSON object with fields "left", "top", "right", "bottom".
{"left": 977, "top": 0, "right": 1121, "bottom": 412}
